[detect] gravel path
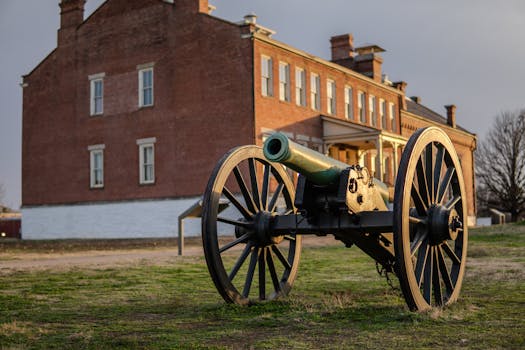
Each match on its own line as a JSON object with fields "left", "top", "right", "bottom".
{"left": 0, "top": 236, "right": 339, "bottom": 273}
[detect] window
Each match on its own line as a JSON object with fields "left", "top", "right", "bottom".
{"left": 311, "top": 73, "right": 320, "bottom": 111}
{"left": 369, "top": 95, "right": 377, "bottom": 126}
{"left": 138, "top": 66, "right": 154, "bottom": 107}
{"left": 261, "top": 56, "right": 273, "bottom": 97}
{"left": 389, "top": 102, "right": 397, "bottom": 132}
{"left": 327, "top": 79, "right": 336, "bottom": 115}
{"left": 89, "top": 73, "right": 104, "bottom": 116}
{"left": 295, "top": 67, "right": 306, "bottom": 106}
{"left": 279, "top": 62, "right": 290, "bottom": 102}
{"left": 358, "top": 91, "right": 366, "bottom": 123}
{"left": 137, "top": 138, "right": 156, "bottom": 184}
{"left": 344, "top": 86, "right": 353, "bottom": 120}
{"left": 380, "top": 99, "right": 387, "bottom": 129}
{"left": 88, "top": 144, "right": 105, "bottom": 188}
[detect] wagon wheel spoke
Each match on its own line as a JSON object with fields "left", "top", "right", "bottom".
{"left": 411, "top": 183, "right": 428, "bottom": 216}
{"left": 258, "top": 248, "right": 266, "bottom": 300}
{"left": 437, "top": 167, "right": 455, "bottom": 205}
{"left": 437, "top": 245, "right": 454, "bottom": 295}
{"left": 261, "top": 164, "right": 271, "bottom": 211}
{"left": 442, "top": 241, "right": 461, "bottom": 265}
{"left": 409, "top": 216, "right": 426, "bottom": 225}
{"left": 229, "top": 243, "right": 253, "bottom": 281}
{"left": 267, "top": 249, "right": 281, "bottom": 294}
{"left": 217, "top": 216, "right": 252, "bottom": 228}
{"left": 415, "top": 240, "right": 429, "bottom": 287}
{"left": 222, "top": 186, "right": 253, "bottom": 221}
{"left": 410, "top": 229, "right": 427, "bottom": 257}
{"left": 416, "top": 156, "right": 430, "bottom": 207}
{"left": 423, "top": 246, "right": 433, "bottom": 304}
{"left": 219, "top": 233, "right": 252, "bottom": 253}
{"left": 432, "top": 247, "right": 443, "bottom": 305}
{"left": 242, "top": 247, "right": 259, "bottom": 298}
{"left": 248, "top": 158, "right": 262, "bottom": 210}
{"left": 433, "top": 145, "right": 445, "bottom": 203}
{"left": 268, "top": 183, "right": 284, "bottom": 213}
{"left": 445, "top": 195, "right": 461, "bottom": 211}
{"left": 272, "top": 245, "right": 292, "bottom": 270}
{"left": 233, "top": 166, "right": 258, "bottom": 214}
{"left": 425, "top": 143, "right": 435, "bottom": 204}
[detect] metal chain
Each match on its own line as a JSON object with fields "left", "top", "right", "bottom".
{"left": 375, "top": 261, "right": 400, "bottom": 292}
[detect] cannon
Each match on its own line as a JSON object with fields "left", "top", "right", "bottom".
{"left": 201, "top": 127, "right": 468, "bottom": 311}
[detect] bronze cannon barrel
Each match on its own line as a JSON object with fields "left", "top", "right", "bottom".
{"left": 263, "top": 132, "right": 390, "bottom": 203}
{"left": 263, "top": 132, "right": 350, "bottom": 186}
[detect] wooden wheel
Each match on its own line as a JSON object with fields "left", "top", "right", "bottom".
{"left": 202, "top": 145, "right": 301, "bottom": 305}
{"left": 394, "top": 127, "right": 468, "bottom": 311}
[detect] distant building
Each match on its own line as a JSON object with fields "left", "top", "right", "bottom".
{"left": 21, "top": 0, "right": 476, "bottom": 238}
{"left": 0, "top": 207, "right": 21, "bottom": 239}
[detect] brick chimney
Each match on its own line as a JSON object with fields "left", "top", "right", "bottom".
{"left": 353, "top": 45, "right": 385, "bottom": 83}
{"left": 176, "top": 0, "right": 209, "bottom": 14}
{"left": 445, "top": 105, "right": 457, "bottom": 128}
{"left": 330, "top": 34, "right": 355, "bottom": 69}
{"left": 58, "top": 0, "right": 85, "bottom": 46}
{"left": 59, "top": 0, "right": 85, "bottom": 28}
{"left": 393, "top": 81, "right": 408, "bottom": 110}
{"left": 411, "top": 96, "right": 421, "bottom": 104}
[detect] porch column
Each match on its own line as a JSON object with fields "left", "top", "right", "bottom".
{"left": 375, "top": 136, "right": 383, "bottom": 181}
{"left": 393, "top": 143, "right": 399, "bottom": 179}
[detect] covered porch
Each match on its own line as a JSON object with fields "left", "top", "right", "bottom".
{"left": 321, "top": 116, "right": 407, "bottom": 186}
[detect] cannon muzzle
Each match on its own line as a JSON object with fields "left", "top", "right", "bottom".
{"left": 263, "top": 132, "right": 348, "bottom": 186}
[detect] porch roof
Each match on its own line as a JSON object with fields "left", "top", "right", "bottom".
{"left": 321, "top": 115, "right": 407, "bottom": 149}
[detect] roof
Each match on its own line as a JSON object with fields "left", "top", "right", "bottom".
{"left": 405, "top": 99, "right": 472, "bottom": 134}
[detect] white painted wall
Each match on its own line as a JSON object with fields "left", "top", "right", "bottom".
{"left": 21, "top": 198, "right": 204, "bottom": 239}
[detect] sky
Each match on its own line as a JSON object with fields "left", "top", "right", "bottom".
{"left": 0, "top": 0, "right": 524, "bottom": 209}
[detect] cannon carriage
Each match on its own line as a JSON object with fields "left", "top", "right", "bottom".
{"left": 201, "top": 126, "right": 468, "bottom": 311}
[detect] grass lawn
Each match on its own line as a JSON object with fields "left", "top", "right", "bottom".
{"left": 0, "top": 223, "right": 524, "bottom": 349}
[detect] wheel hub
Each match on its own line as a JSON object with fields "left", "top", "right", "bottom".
{"left": 428, "top": 205, "right": 462, "bottom": 245}
{"left": 253, "top": 211, "right": 283, "bottom": 246}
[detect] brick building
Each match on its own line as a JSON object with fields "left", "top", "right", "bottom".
{"left": 21, "top": 0, "right": 477, "bottom": 238}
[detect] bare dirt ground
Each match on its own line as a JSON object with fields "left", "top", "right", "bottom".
{"left": 0, "top": 235, "right": 340, "bottom": 274}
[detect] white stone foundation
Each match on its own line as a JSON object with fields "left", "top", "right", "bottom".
{"left": 21, "top": 198, "right": 204, "bottom": 240}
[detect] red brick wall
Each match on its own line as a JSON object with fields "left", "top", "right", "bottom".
{"left": 253, "top": 39, "right": 401, "bottom": 146}
{"left": 22, "top": 0, "right": 254, "bottom": 206}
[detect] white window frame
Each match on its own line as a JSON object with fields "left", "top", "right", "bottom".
{"left": 89, "top": 73, "right": 105, "bottom": 116}
{"left": 358, "top": 91, "right": 366, "bottom": 123}
{"left": 344, "top": 85, "right": 353, "bottom": 120}
{"left": 138, "top": 64, "right": 154, "bottom": 107}
{"left": 327, "top": 79, "right": 336, "bottom": 115}
{"left": 369, "top": 95, "right": 377, "bottom": 126}
{"left": 310, "top": 73, "right": 321, "bottom": 111}
{"left": 261, "top": 55, "right": 273, "bottom": 97}
{"left": 380, "top": 99, "right": 387, "bottom": 129}
{"left": 389, "top": 102, "right": 397, "bottom": 132}
{"left": 88, "top": 144, "right": 105, "bottom": 188}
{"left": 295, "top": 67, "right": 306, "bottom": 106}
{"left": 279, "top": 62, "right": 290, "bottom": 102}
{"left": 137, "top": 137, "right": 156, "bottom": 184}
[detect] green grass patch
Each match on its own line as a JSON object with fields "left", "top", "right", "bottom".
{"left": 0, "top": 225, "right": 524, "bottom": 349}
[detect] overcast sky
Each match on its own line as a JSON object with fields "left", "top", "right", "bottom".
{"left": 1, "top": 0, "right": 524, "bottom": 209}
